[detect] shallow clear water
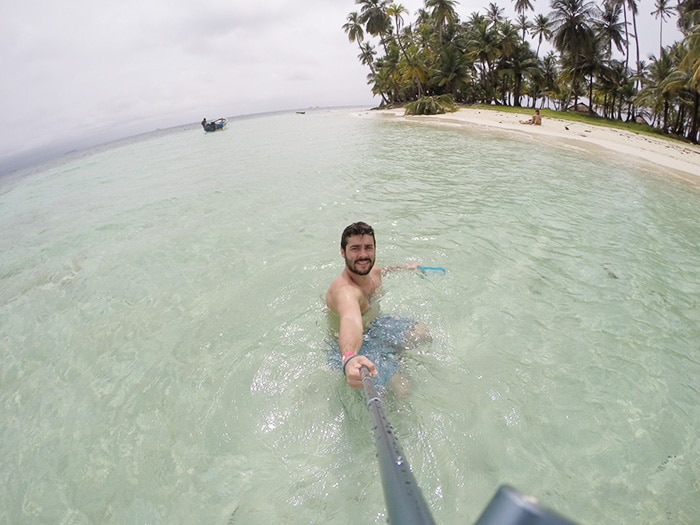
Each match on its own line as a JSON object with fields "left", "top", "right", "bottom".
{"left": 1, "top": 109, "right": 699, "bottom": 524}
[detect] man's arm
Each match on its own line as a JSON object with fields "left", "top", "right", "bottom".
{"left": 333, "top": 286, "right": 377, "bottom": 389}
{"left": 381, "top": 262, "right": 420, "bottom": 275}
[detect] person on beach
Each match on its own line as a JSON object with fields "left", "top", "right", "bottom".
{"left": 520, "top": 109, "right": 542, "bottom": 125}
{"left": 325, "top": 221, "right": 431, "bottom": 390}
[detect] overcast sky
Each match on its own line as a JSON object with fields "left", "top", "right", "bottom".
{"left": 1, "top": 0, "right": 682, "bottom": 173}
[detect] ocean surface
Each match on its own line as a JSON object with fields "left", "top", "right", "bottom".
{"left": 1, "top": 108, "right": 699, "bottom": 524}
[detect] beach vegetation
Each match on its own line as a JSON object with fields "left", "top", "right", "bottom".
{"left": 405, "top": 95, "right": 458, "bottom": 114}
{"left": 343, "top": 0, "right": 700, "bottom": 143}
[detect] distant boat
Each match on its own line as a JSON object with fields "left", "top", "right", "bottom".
{"left": 296, "top": 111, "right": 306, "bottom": 115}
{"left": 201, "top": 118, "right": 227, "bottom": 132}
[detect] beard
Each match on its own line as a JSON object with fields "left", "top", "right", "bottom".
{"left": 346, "top": 256, "right": 374, "bottom": 276}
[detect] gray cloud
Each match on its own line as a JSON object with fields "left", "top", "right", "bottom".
{"left": 0, "top": 0, "right": 683, "bottom": 172}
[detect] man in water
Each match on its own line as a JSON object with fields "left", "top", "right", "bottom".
{"left": 326, "top": 221, "right": 430, "bottom": 389}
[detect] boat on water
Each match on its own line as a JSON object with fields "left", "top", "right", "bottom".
{"left": 201, "top": 118, "right": 227, "bottom": 132}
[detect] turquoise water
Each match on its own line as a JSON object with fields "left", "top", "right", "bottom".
{"left": 1, "top": 109, "right": 698, "bottom": 524}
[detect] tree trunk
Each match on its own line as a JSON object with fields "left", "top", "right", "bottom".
{"left": 689, "top": 90, "right": 699, "bottom": 144}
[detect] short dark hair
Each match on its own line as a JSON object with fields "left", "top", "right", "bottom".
{"left": 341, "top": 222, "right": 375, "bottom": 250}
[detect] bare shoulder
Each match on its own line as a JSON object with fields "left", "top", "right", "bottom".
{"left": 326, "top": 274, "right": 361, "bottom": 311}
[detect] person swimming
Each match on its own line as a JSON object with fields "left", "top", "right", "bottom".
{"left": 325, "top": 221, "right": 431, "bottom": 390}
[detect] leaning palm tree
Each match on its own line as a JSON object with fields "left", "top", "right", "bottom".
{"left": 358, "top": 41, "right": 378, "bottom": 73}
{"left": 343, "top": 11, "right": 365, "bottom": 46}
{"left": 387, "top": 3, "right": 410, "bottom": 62}
{"left": 345, "top": 11, "right": 389, "bottom": 104}
{"left": 357, "top": 0, "right": 393, "bottom": 54}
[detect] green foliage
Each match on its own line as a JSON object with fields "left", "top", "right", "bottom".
{"left": 404, "top": 95, "right": 457, "bottom": 115}
{"left": 343, "top": 0, "right": 700, "bottom": 142}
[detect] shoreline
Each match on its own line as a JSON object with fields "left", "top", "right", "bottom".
{"left": 367, "top": 107, "right": 700, "bottom": 185}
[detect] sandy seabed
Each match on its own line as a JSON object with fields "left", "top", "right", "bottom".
{"left": 370, "top": 107, "right": 700, "bottom": 184}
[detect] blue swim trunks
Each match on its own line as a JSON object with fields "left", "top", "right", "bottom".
{"left": 328, "top": 316, "right": 415, "bottom": 386}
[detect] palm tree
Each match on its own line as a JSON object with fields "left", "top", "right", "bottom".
{"left": 512, "top": 0, "right": 535, "bottom": 38}
{"left": 466, "top": 18, "right": 501, "bottom": 103}
{"left": 494, "top": 21, "right": 522, "bottom": 104}
{"left": 426, "top": 0, "right": 459, "bottom": 34}
{"left": 626, "top": 0, "right": 642, "bottom": 79}
{"left": 513, "top": 0, "right": 534, "bottom": 14}
{"left": 530, "top": 14, "right": 553, "bottom": 58}
{"left": 485, "top": 2, "right": 505, "bottom": 27}
{"left": 676, "top": 15, "right": 700, "bottom": 141}
{"left": 539, "top": 51, "right": 561, "bottom": 107}
{"left": 549, "top": 0, "right": 599, "bottom": 110}
{"left": 343, "top": 12, "right": 365, "bottom": 46}
{"left": 676, "top": 0, "right": 700, "bottom": 34}
{"left": 607, "top": 0, "right": 631, "bottom": 69}
{"left": 515, "top": 12, "right": 531, "bottom": 40}
{"left": 433, "top": 43, "right": 475, "bottom": 100}
{"left": 636, "top": 48, "right": 676, "bottom": 130}
{"left": 501, "top": 42, "right": 540, "bottom": 106}
{"left": 399, "top": 43, "right": 430, "bottom": 98}
{"left": 596, "top": 58, "right": 628, "bottom": 118}
{"left": 357, "top": 0, "right": 392, "bottom": 54}
{"left": 578, "top": 35, "right": 607, "bottom": 111}
{"left": 466, "top": 11, "right": 487, "bottom": 27}
{"left": 345, "top": 12, "right": 388, "bottom": 105}
{"left": 387, "top": 3, "right": 410, "bottom": 61}
{"left": 662, "top": 64, "right": 698, "bottom": 141}
{"left": 595, "top": 1, "right": 627, "bottom": 59}
{"left": 651, "top": 0, "right": 674, "bottom": 56}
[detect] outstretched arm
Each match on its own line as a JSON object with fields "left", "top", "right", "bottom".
{"left": 334, "top": 287, "right": 377, "bottom": 389}
{"left": 381, "top": 262, "right": 420, "bottom": 275}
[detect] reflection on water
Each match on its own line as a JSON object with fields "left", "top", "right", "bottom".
{"left": 1, "top": 109, "right": 699, "bottom": 524}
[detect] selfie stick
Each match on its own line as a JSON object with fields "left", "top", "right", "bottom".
{"left": 360, "top": 366, "right": 435, "bottom": 525}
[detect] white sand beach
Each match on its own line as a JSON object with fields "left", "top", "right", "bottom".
{"left": 372, "top": 107, "right": 700, "bottom": 184}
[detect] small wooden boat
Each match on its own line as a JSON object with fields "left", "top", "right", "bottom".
{"left": 201, "top": 118, "right": 227, "bottom": 132}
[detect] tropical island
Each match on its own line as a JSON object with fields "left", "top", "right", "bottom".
{"left": 343, "top": 0, "right": 700, "bottom": 144}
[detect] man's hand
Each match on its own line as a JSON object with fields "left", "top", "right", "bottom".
{"left": 344, "top": 354, "right": 377, "bottom": 389}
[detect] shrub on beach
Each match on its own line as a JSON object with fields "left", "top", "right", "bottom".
{"left": 404, "top": 95, "right": 457, "bottom": 116}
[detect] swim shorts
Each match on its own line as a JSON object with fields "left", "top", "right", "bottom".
{"left": 328, "top": 315, "right": 415, "bottom": 387}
